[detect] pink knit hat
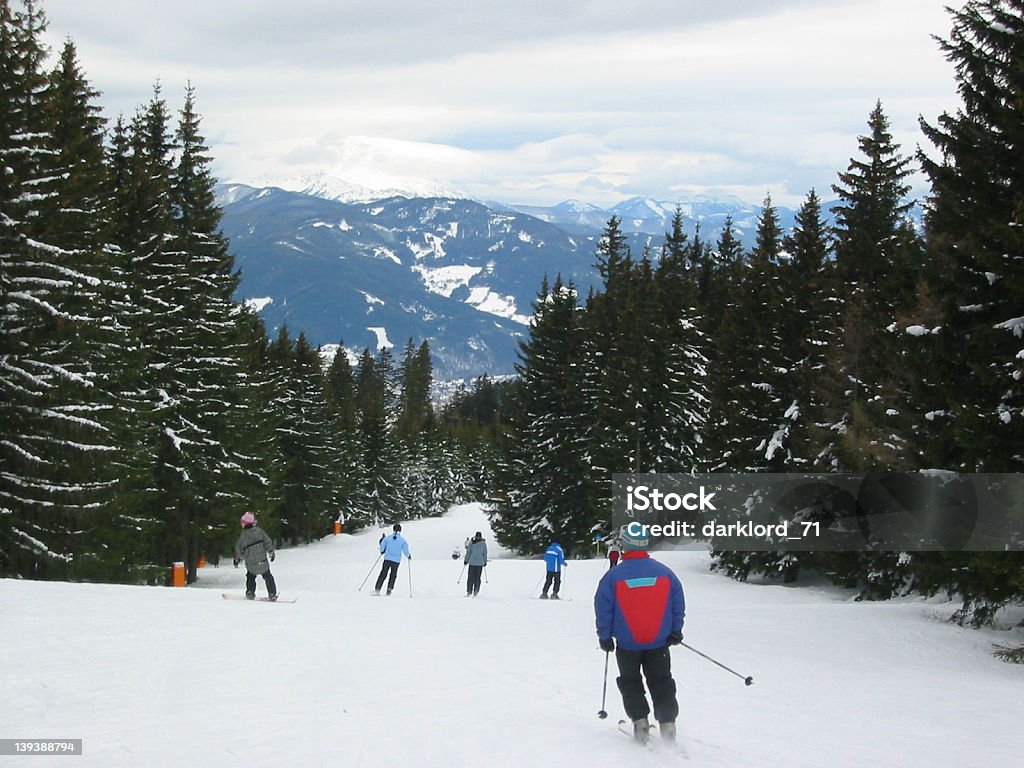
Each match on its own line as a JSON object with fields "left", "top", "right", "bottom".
{"left": 240, "top": 511, "right": 256, "bottom": 526}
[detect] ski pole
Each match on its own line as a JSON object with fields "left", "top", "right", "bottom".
{"left": 408, "top": 557, "right": 413, "bottom": 598}
{"left": 597, "top": 650, "right": 610, "bottom": 719}
{"left": 532, "top": 572, "right": 544, "bottom": 596}
{"left": 358, "top": 552, "right": 383, "bottom": 591}
{"left": 484, "top": 565, "right": 488, "bottom": 583}
{"left": 680, "top": 641, "right": 754, "bottom": 686}
{"left": 457, "top": 563, "right": 466, "bottom": 584}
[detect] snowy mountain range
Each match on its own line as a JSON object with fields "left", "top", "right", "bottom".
{"left": 218, "top": 178, "right": 804, "bottom": 379}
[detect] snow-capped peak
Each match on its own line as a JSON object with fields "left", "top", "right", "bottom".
{"left": 255, "top": 171, "right": 463, "bottom": 204}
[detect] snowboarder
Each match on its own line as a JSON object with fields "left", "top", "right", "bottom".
{"left": 374, "top": 523, "right": 411, "bottom": 596}
{"left": 594, "top": 523, "right": 684, "bottom": 744}
{"left": 464, "top": 531, "right": 488, "bottom": 597}
{"left": 233, "top": 511, "right": 278, "bottom": 601}
{"left": 540, "top": 540, "right": 566, "bottom": 599}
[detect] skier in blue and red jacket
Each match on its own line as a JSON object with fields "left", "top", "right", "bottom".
{"left": 594, "top": 522, "right": 685, "bottom": 744}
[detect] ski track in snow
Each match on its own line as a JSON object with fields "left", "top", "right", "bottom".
{"left": 2, "top": 502, "right": 1022, "bottom": 767}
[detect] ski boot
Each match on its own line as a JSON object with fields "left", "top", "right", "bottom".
{"left": 539, "top": 592, "right": 549, "bottom": 599}
{"left": 660, "top": 721, "right": 676, "bottom": 742}
{"left": 633, "top": 717, "right": 651, "bottom": 744}
{"left": 245, "top": 592, "right": 255, "bottom": 600}
{"left": 268, "top": 594, "right": 278, "bottom": 602}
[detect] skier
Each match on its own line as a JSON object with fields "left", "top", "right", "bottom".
{"left": 374, "top": 523, "right": 411, "bottom": 596}
{"left": 464, "top": 531, "right": 488, "bottom": 597}
{"left": 594, "top": 523, "right": 684, "bottom": 744}
{"left": 233, "top": 511, "right": 278, "bottom": 601}
{"left": 540, "top": 540, "right": 566, "bottom": 599}
{"left": 606, "top": 536, "right": 621, "bottom": 568}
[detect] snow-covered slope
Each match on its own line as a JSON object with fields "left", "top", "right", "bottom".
{"left": 3, "top": 503, "right": 1020, "bottom": 767}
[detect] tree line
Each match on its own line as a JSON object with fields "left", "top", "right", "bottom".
{"left": 0, "top": 0, "right": 479, "bottom": 585}
{"left": 493, "top": 0, "right": 1023, "bottom": 630}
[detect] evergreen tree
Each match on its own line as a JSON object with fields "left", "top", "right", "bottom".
{"left": 699, "top": 219, "right": 741, "bottom": 342}
{"left": 917, "top": 0, "right": 1024, "bottom": 472}
{"left": 322, "top": 341, "right": 361, "bottom": 524}
{"left": 779, "top": 189, "right": 839, "bottom": 468}
{"left": 351, "top": 346, "right": 402, "bottom": 521}
{"left": 266, "top": 330, "right": 334, "bottom": 544}
{"left": 580, "top": 218, "right": 644, "bottom": 480}
{"left": 909, "top": 0, "right": 1024, "bottom": 627}
{"left": 707, "top": 195, "right": 789, "bottom": 471}
{"left": 492, "top": 276, "right": 596, "bottom": 554}
{"left": 0, "top": 4, "right": 125, "bottom": 579}
{"left": 397, "top": 338, "right": 434, "bottom": 440}
{"left": 828, "top": 101, "right": 923, "bottom": 471}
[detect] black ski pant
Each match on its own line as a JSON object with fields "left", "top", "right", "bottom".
{"left": 615, "top": 645, "right": 678, "bottom": 724}
{"left": 375, "top": 559, "right": 400, "bottom": 593}
{"left": 246, "top": 570, "right": 276, "bottom": 597}
{"left": 542, "top": 570, "right": 561, "bottom": 596}
{"left": 466, "top": 564, "right": 483, "bottom": 595}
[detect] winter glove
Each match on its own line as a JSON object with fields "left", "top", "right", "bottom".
{"left": 599, "top": 638, "right": 615, "bottom": 652}
{"left": 667, "top": 632, "right": 683, "bottom": 646}
{"left": 270, "top": 552, "right": 275, "bottom": 562}
{"left": 233, "top": 558, "right": 239, "bottom": 568}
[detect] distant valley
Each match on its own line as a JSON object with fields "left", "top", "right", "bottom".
{"left": 219, "top": 180, "right": 805, "bottom": 380}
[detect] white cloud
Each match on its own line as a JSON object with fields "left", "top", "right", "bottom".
{"left": 41, "top": 0, "right": 964, "bottom": 208}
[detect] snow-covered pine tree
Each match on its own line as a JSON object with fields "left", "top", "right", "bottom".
{"left": 698, "top": 218, "right": 741, "bottom": 346}
{"left": 397, "top": 338, "right": 434, "bottom": 440}
{"left": 827, "top": 101, "right": 923, "bottom": 473}
{"left": 918, "top": 0, "right": 1024, "bottom": 472}
{"left": 778, "top": 189, "right": 839, "bottom": 470}
{"left": 351, "top": 346, "right": 403, "bottom": 522}
{"left": 322, "top": 340, "right": 363, "bottom": 526}
{"left": 106, "top": 84, "right": 260, "bottom": 581}
{"left": 493, "top": 275, "right": 597, "bottom": 554}
{"left": 167, "top": 84, "right": 265, "bottom": 577}
{"left": 707, "top": 195, "right": 789, "bottom": 472}
{"left": 266, "top": 330, "right": 335, "bottom": 545}
{"left": 653, "top": 209, "right": 710, "bottom": 474}
{"left": 0, "top": 5, "right": 124, "bottom": 579}
{"left": 806, "top": 104, "right": 925, "bottom": 596}
{"left": 714, "top": 191, "right": 847, "bottom": 583}
{"left": 394, "top": 339, "right": 455, "bottom": 518}
{"left": 908, "top": 0, "right": 1024, "bottom": 628}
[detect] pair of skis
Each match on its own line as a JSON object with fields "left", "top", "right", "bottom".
{"left": 221, "top": 593, "right": 297, "bottom": 603}
{"left": 616, "top": 720, "right": 688, "bottom": 757}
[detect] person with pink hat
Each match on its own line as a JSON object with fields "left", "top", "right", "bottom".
{"left": 233, "top": 511, "right": 278, "bottom": 600}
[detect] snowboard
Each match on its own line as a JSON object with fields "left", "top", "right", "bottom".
{"left": 221, "top": 593, "right": 297, "bottom": 603}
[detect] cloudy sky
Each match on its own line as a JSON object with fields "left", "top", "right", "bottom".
{"left": 42, "top": 0, "right": 965, "bottom": 208}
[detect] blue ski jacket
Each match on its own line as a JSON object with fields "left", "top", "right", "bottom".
{"left": 544, "top": 543, "right": 566, "bottom": 573}
{"left": 594, "top": 551, "right": 685, "bottom": 651}
{"left": 464, "top": 537, "right": 488, "bottom": 567}
{"left": 380, "top": 532, "right": 411, "bottom": 563}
